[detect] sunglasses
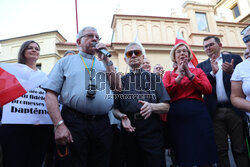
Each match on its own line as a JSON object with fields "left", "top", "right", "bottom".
{"left": 243, "top": 35, "right": 250, "bottom": 43}
{"left": 125, "top": 50, "right": 142, "bottom": 58}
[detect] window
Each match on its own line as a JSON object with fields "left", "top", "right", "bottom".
{"left": 195, "top": 12, "right": 209, "bottom": 32}
{"left": 36, "top": 63, "right": 41, "bottom": 70}
{"left": 231, "top": 4, "right": 240, "bottom": 18}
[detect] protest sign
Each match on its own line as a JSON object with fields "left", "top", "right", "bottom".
{"left": 2, "top": 87, "right": 52, "bottom": 124}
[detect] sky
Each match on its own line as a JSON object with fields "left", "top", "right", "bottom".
{"left": 0, "top": 0, "right": 186, "bottom": 43}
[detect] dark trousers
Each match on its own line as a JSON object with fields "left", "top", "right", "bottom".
{"left": 110, "top": 124, "right": 122, "bottom": 167}
{"left": 57, "top": 107, "right": 112, "bottom": 167}
{"left": 0, "top": 124, "right": 54, "bottom": 167}
{"left": 0, "top": 144, "right": 2, "bottom": 167}
{"left": 213, "top": 107, "right": 249, "bottom": 167}
{"left": 121, "top": 114, "right": 165, "bottom": 167}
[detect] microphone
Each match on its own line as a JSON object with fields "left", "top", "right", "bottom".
{"left": 92, "top": 42, "right": 111, "bottom": 57}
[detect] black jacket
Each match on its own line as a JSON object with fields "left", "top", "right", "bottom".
{"left": 197, "top": 53, "right": 243, "bottom": 117}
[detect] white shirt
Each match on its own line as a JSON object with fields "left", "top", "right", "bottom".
{"left": 210, "top": 54, "right": 229, "bottom": 103}
{"left": 231, "top": 59, "right": 250, "bottom": 116}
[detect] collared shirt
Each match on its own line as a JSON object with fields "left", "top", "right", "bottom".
{"left": 210, "top": 53, "right": 229, "bottom": 103}
{"left": 114, "top": 69, "right": 170, "bottom": 114}
{"left": 42, "top": 51, "right": 114, "bottom": 115}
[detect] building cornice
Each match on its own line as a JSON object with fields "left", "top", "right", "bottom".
{"left": 111, "top": 14, "right": 190, "bottom": 28}
{"left": 0, "top": 30, "right": 67, "bottom": 42}
{"left": 189, "top": 32, "right": 223, "bottom": 38}
{"left": 56, "top": 42, "right": 76, "bottom": 46}
{"left": 216, "top": 21, "right": 249, "bottom": 26}
{"left": 110, "top": 42, "right": 246, "bottom": 49}
{"left": 183, "top": 1, "right": 215, "bottom": 8}
{"left": 214, "top": 0, "right": 224, "bottom": 9}
{"left": 238, "top": 13, "right": 250, "bottom": 23}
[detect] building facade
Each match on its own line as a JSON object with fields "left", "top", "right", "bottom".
{"left": 0, "top": 0, "right": 249, "bottom": 74}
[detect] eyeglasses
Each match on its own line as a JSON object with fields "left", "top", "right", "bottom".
{"left": 125, "top": 50, "right": 142, "bottom": 58}
{"left": 204, "top": 43, "right": 215, "bottom": 49}
{"left": 243, "top": 35, "right": 250, "bottom": 43}
{"left": 175, "top": 49, "right": 188, "bottom": 54}
{"left": 82, "top": 34, "right": 101, "bottom": 41}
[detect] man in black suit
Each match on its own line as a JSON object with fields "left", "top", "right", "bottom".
{"left": 197, "top": 36, "right": 249, "bottom": 167}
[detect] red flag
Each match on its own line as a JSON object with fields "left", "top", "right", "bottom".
{"left": 0, "top": 63, "right": 48, "bottom": 106}
{"left": 175, "top": 31, "right": 198, "bottom": 67}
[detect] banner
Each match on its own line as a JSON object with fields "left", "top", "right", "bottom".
{"left": 2, "top": 87, "right": 53, "bottom": 124}
{"left": 0, "top": 63, "right": 48, "bottom": 106}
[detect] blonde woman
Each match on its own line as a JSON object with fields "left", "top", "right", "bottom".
{"left": 162, "top": 43, "right": 217, "bottom": 167}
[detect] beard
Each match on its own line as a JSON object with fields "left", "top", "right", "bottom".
{"left": 84, "top": 43, "right": 96, "bottom": 55}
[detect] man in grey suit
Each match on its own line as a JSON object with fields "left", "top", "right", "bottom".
{"left": 197, "top": 36, "right": 249, "bottom": 167}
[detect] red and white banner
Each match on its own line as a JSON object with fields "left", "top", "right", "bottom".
{"left": 0, "top": 63, "right": 48, "bottom": 106}
{"left": 2, "top": 86, "right": 53, "bottom": 124}
{"left": 175, "top": 31, "right": 198, "bottom": 68}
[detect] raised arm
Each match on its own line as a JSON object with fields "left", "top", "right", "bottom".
{"left": 105, "top": 60, "right": 123, "bottom": 92}
{"left": 95, "top": 43, "right": 122, "bottom": 92}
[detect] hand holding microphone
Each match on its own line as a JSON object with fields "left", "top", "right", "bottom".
{"left": 92, "top": 42, "right": 111, "bottom": 57}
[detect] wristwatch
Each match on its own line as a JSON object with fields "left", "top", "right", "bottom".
{"left": 105, "top": 60, "right": 113, "bottom": 67}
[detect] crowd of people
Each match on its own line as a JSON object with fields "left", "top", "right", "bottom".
{"left": 0, "top": 25, "right": 249, "bottom": 167}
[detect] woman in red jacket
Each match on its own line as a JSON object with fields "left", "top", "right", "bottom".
{"left": 162, "top": 43, "right": 217, "bottom": 167}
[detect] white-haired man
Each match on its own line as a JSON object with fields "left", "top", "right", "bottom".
{"left": 113, "top": 42, "right": 170, "bottom": 167}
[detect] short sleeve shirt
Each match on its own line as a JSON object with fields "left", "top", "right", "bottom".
{"left": 42, "top": 52, "right": 113, "bottom": 115}
{"left": 231, "top": 60, "right": 250, "bottom": 101}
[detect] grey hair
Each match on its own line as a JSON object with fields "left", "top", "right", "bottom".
{"left": 124, "top": 42, "right": 143, "bottom": 58}
{"left": 76, "top": 26, "right": 97, "bottom": 48}
{"left": 76, "top": 26, "right": 97, "bottom": 41}
{"left": 154, "top": 64, "right": 163, "bottom": 69}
